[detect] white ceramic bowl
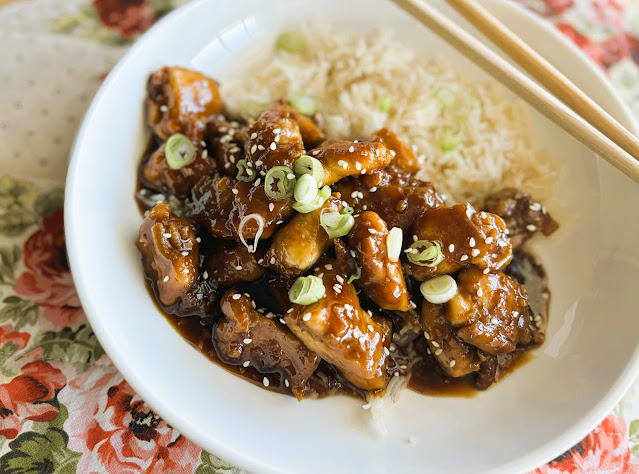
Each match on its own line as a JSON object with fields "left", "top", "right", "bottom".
{"left": 65, "top": 1, "right": 639, "bottom": 472}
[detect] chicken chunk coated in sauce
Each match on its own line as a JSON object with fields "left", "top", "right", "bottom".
{"left": 334, "top": 168, "right": 444, "bottom": 233}
{"left": 409, "top": 204, "right": 512, "bottom": 280}
{"left": 189, "top": 175, "right": 294, "bottom": 242}
{"left": 141, "top": 142, "right": 216, "bottom": 198}
{"left": 146, "top": 66, "right": 223, "bottom": 141}
{"left": 349, "top": 211, "right": 411, "bottom": 311}
{"left": 372, "top": 128, "right": 421, "bottom": 174}
{"left": 137, "top": 203, "right": 199, "bottom": 306}
{"left": 264, "top": 194, "right": 345, "bottom": 276}
{"left": 481, "top": 188, "right": 559, "bottom": 251}
{"left": 205, "top": 242, "right": 264, "bottom": 288}
{"left": 215, "top": 290, "right": 320, "bottom": 400}
{"left": 285, "top": 266, "right": 390, "bottom": 390}
{"left": 445, "top": 267, "right": 532, "bottom": 355}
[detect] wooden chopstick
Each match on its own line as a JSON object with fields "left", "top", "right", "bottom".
{"left": 445, "top": 0, "right": 639, "bottom": 164}
{"left": 390, "top": 0, "right": 639, "bottom": 184}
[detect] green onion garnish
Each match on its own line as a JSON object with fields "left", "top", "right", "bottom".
{"left": 347, "top": 265, "right": 362, "bottom": 284}
{"left": 434, "top": 87, "right": 457, "bottom": 110}
{"left": 288, "top": 92, "right": 317, "bottom": 115}
{"left": 289, "top": 275, "right": 325, "bottom": 305}
{"left": 420, "top": 275, "right": 458, "bottom": 304}
{"left": 434, "top": 87, "right": 473, "bottom": 119}
{"left": 265, "top": 166, "right": 296, "bottom": 200}
{"left": 437, "top": 125, "right": 466, "bottom": 152}
{"left": 386, "top": 227, "right": 403, "bottom": 263}
{"left": 320, "top": 209, "right": 355, "bottom": 239}
{"left": 276, "top": 31, "right": 305, "bottom": 53}
{"left": 342, "top": 206, "right": 354, "bottom": 215}
{"left": 294, "top": 174, "right": 319, "bottom": 205}
{"left": 294, "top": 155, "right": 325, "bottom": 185}
{"left": 292, "top": 186, "right": 331, "bottom": 214}
{"left": 379, "top": 94, "right": 392, "bottom": 113}
{"left": 165, "top": 134, "right": 195, "bottom": 170}
{"left": 236, "top": 159, "right": 257, "bottom": 182}
{"left": 407, "top": 240, "right": 443, "bottom": 267}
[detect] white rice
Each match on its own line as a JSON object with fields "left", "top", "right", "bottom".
{"left": 223, "top": 26, "right": 559, "bottom": 203}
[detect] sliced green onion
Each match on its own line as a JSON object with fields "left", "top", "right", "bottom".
{"left": 288, "top": 92, "right": 317, "bottom": 115}
{"left": 434, "top": 87, "right": 473, "bottom": 119}
{"left": 289, "top": 275, "right": 325, "bottom": 305}
{"left": 386, "top": 227, "right": 403, "bottom": 263}
{"left": 407, "top": 240, "right": 443, "bottom": 267}
{"left": 293, "top": 174, "right": 319, "bottom": 205}
{"left": 265, "top": 166, "right": 296, "bottom": 200}
{"left": 165, "top": 134, "right": 195, "bottom": 170}
{"left": 292, "top": 186, "right": 331, "bottom": 214}
{"left": 236, "top": 159, "right": 256, "bottom": 182}
{"left": 276, "top": 31, "right": 306, "bottom": 53}
{"left": 434, "top": 87, "right": 457, "bottom": 110}
{"left": 342, "top": 206, "right": 354, "bottom": 215}
{"left": 379, "top": 94, "right": 392, "bottom": 113}
{"left": 347, "top": 265, "right": 362, "bottom": 284}
{"left": 320, "top": 210, "right": 355, "bottom": 239}
{"left": 294, "top": 155, "right": 325, "bottom": 184}
{"left": 437, "top": 125, "right": 466, "bottom": 152}
{"left": 420, "top": 275, "right": 458, "bottom": 304}
{"left": 241, "top": 100, "right": 268, "bottom": 121}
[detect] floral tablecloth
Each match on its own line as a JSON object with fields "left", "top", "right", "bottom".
{"left": 2, "top": 0, "right": 639, "bottom": 472}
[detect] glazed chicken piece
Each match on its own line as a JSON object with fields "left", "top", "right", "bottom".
{"left": 189, "top": 175, "right": 294, "bottom": 241}
{"left": 215, "top": 290, "right": 320, "bottom": 400}
{"left": 281, "top": 102, "right": 324, "bottom": 149}
{"left": 243, "top": 102, "right": 306, "bottom": 174}
{"left": 141, "top": 142, "right": 216, "bottom": 198}
{"left": 446, "top": 267, "right": 532, "bottom": 355}
{"left": 349, "top": 211, "right": 411, "bottom": 311}
{"left": 372, "top": 128, "right": 421, "bottom": 174}
{"left": 137, "top": 203, "right": 199, "bottom": 306}
{"left": 409, "top": 204, "right": 512, "bottom": 280}
{"left": 146, "top": 66, "right": 223, "bottom": 141}
{"left": 310, "top": 139, "right": 394, "bottom": 186}
{"left": 334, "top": 168, "right": 444, "bottom": 233}
{"left": 264, "top": 194, "right": 345, "bottom": 276}
{"left": 205, "top": 242, "right": 264, "bottom": 288}
{"left": 420, "top": 302, "right": 480, "bottom": 377}
{"left": 207, "top": 115, "right": 250, "bottom": 179}
{"left": 475, "top": 349, "right": 527, "bottom": 390}
{"left": 481, "top": 188, "right": 559, "bottom": 251}
{"left": 285, "top": 266, "right": 390, "bottom": 390}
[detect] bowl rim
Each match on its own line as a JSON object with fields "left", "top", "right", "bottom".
{"left": 65, "top": 1, "right": 639, "bottom": 472}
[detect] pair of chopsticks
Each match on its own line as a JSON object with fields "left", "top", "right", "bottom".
{"left": 391, "top": 0, "right": 639, "bottom": 184}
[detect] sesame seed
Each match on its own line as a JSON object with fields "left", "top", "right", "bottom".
{"left": 230, "top": 156, "right": 236, "bottom": 163}
{"left": 162, "top": 276, "right": 169, "bottom": 282}
{"left": 302, "top": 313, "right": 311, "bottom": 322}
{"left": 466, "top": 209, "right": 473, "bottom": 219}
{"left": 526, "top": 224, "right": 538, "bottom": 232}
{"left": 273, "top": 128, "right": 281, "bottom": 134}
{"left": 390, "top": 150, "right": 396, "bottom": 157}
{"left": 251, "top": 301, "right": 256, "bottom": 309}
{"left": 224, "top": 163, "right": 231, "bottom": 169}
{"left": 368, "top": 324, "right": 374, "bottom": 332}
{"left": 449, "top": 360, "right": 456, "bottom": 368}
{"left": 369, "top": 187, "right": 377, "bottom": 192}
{"left": 243, "top": 360, "right": 250, "bottom": 367}
{"left": 390, "top": 343, "right": 396, "bottom": 352}
{"left": 336, "top": 275, "right": 344, "bottom": 283}
{"left": 491, "top": 317, "right": 499, "bottom": 325}
{"left": 368, "top": 310, "right": 373, "bottom": 317}
{"left": 263, "top": 377, "right": 269, "bottom": 387}
{"left": 196, "top": 237, "right": 201, "bottom": 243}
{"left": 219, "top": 127, "right": 227, "bottom": 133}
{"left": 477, "top": 288, "right": 483, "bottom": 297}
{"left": 485, "top": 236, "right": 494, "bottom": 244}
{"left": 287, "top": 173, "right": 295, "bottom": 179}
{"left": 235, "top": 265, "right": 243, "bottom": 271}
{"left": 338, "top": 160, "right": 348, "bottom": 169}
{"left": 258, "top": 259, "right": 264, "bottom": 264}
{"left": 424, "top": 331, "right": 430, "bottom": 340}
{"left": 250, "top": 132, "right": 257, "bottom": 139}
{"left": 469, "top": 237, "right": 476, "bottom": 247}
{"left": 181, "top": 251, "right": 189, "bottom": 256}
{"left": 498, "top": 240, "right": 508, "bottom": 247}
{"left": 229, "top": 147, "right": 240, "bottom": 153}
{"left": 529, "top": 202, "right": 542, "bottom": 211}
{"left": 325, "top": 264, "right": 333, "bottom": 270}
{"left": 333, "top": 285, "right": 342, "bottom": 293}
{"left": 257, "top": 144, "right": 265, "bottom": 151}
{"left": 355, "top": 162, "right": 362, "bottom": 170}
{"left": 350, "top": 250, "right": 356, "bottom": 258}
{"left": 160, "top": 105, "right": 168, "bottom": 112}
{"left": 255, "top": 160, "right": 263, "bottom": 166}
{"left": 232, "top": 189, "right": 239, "bottom": 195}
{"left": 460, "top": 255, "right": 469, "bottom": 261}
{"left": 384, "top": 347, "right": 390, "bottom": 355}
{"left": 270, "top": 257, "right": 276, "bottom": 265}
{"left": 351, "top": 191, "right": 358, "bottom": 198}
{"left": 480, "top": 211, "right": 487, "bottom": 219}
{"left": 203, "top": 271, "right": 208, "bottom": 279}
{"left": 275, "top": 134, "right": 281, "bottom": 143}
{"left": 163, "top": 233, "right": 172, "bottom": 238}
{"left": 254, "top": 178, "right": 261, "bottom": 186}
{"left": 394, "top": 371, "right": 400, "bottom": 377}
{"left": 362, "top": 205, "right": 368, "bottom": 211}
{"left": 448, "top": 244, "right": 455, "bottom": 252}
{"left": 312, "top": 149, "right": 320, "bottom": 156}
{"left": 368, "top": 228, "right": 376, "bottom": 234}
{"left": 435, "top": 349, "right": 443, "bottom": 356}
{"left": 202, "top": 149, "right": 208, "bottom": 158}
{"left": 357, "top": 192, "right": 364, "bottom": 199}
{"left": 243, "top": 338, "right": 252, "bottom": 344}
{"left": 349, "top": 146, "right": 355, "bottom": 153}
{"left": 268, "top": 203, "right": 274, "bottom": 212}
{"left": 483, "top": 268, "right": 490, "bottom": 274}
{"left": 280, "top": 318, "right": 286, "bottom": 324}
{"left": 471, "top": 249, "right": 480, "bottom": 257}
{"left": 251, "top": 144, "right": 257, "bottom": 154}
{"left": 276, "top": 220, "right": 284, "bottom": 225}
{"left": 285, "top": 379, "right": 290, "bottom": 388}
{"left": 232, "top": 294, "right": 241, "bottom": 300}
{"left": 270, "top": 142, "right": 276, "bottom": 150}
{"left": 413, "top": 234, "right": 419, "bottom": 242}
{"left": 359, "top": 336, "right": 366, "bottom": 344}
{"left": 344, "top": 304, "right": 354, "bottom": 311}
{"left": 431, "top": 341, "right": 440, "bottom": 348}
{"left": 513, "top": 311, "right": 519, "bottom": 317}
{"left": 504, "top": 228, "right": 510, "bottom": 234}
